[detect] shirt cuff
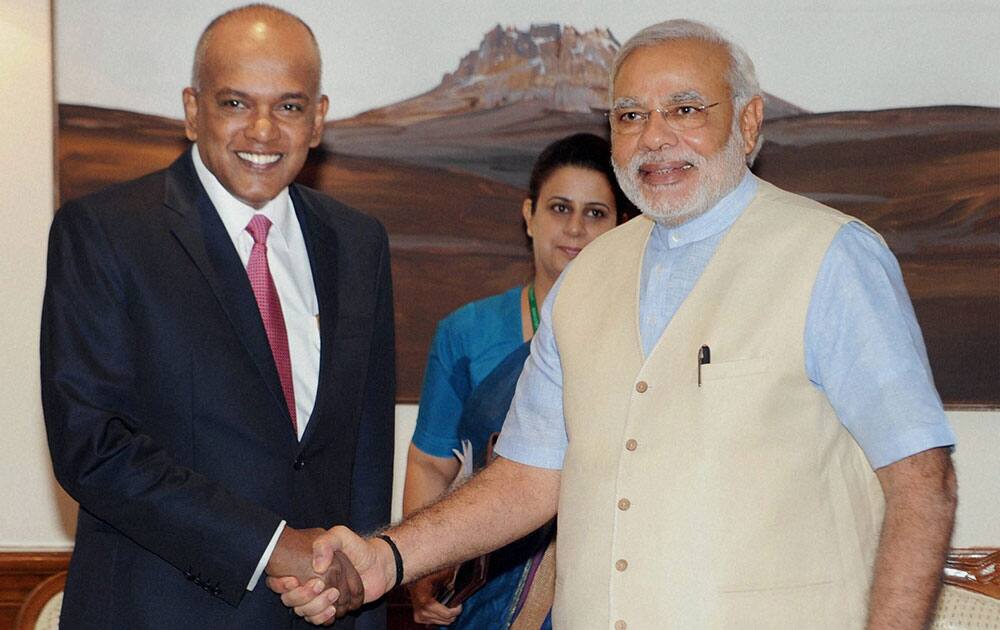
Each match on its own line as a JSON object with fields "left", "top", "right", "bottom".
{"left": 247, "top": 520, "right": 287, "bottom": 591}
{"left": 866, "top": 425, "right": 957, "bottom": 470}
{"left": 494, "top": 433, "right": 565, "bottom": 470}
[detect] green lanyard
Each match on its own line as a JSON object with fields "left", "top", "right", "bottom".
{"left": 528, "top": 284, "right": 540, "bottom": 334}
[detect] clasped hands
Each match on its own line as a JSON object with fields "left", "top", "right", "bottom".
{"left": 266, "top": 526, "right": 398, "bottom": 626}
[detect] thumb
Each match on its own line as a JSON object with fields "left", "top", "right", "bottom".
{"left": 312, "top": 532, "right": 337, "bottom": 574}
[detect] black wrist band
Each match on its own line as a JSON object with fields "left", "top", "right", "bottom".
{"left": 375, "top": 534, "right": 404, "bottom": 591}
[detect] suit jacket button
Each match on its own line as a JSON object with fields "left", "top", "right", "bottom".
{"left": 293, "top": 458, "right": 305, "bottom": 470}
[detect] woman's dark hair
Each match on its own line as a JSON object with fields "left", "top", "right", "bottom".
{"left": 526, "top": 132, "right": 636, "bottom": 224}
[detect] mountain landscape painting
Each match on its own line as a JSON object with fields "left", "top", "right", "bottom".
{"left": 57, "top": 23, "right": 1000, "bottom": 406}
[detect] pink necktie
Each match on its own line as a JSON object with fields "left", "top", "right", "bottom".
{"left": 245, "top": 215, "right": 297, "bottom": 432}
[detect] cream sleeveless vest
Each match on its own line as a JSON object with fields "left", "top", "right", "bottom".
{"left": 550, "top": 181, "right": 885, "bottom": 629}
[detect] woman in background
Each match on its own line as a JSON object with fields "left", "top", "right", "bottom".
{"left": 403, "top": 133, "right": 633, "bottom": 629}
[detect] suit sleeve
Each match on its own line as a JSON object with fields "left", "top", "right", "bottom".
{"left": 40, "top": 202, "right": 279, "bottom": 607}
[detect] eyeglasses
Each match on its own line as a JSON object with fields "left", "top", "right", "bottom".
{"left": 606, "top": 102, "right": 721, "bottom": 135}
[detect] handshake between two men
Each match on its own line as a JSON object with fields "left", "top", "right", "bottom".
{"left": 266, "top": 525, "right": 400, "bottom": 626}
{"left": 263, "top": 526, "right": 376, "bottom": 625}
{"left": 267, "top": 452, "right": 563, "bottom": 625}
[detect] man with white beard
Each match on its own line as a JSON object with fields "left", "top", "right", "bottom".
{"left": 273, "top": 19, "right": 957, "bottom": 630}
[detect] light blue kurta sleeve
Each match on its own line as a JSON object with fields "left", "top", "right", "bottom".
{"left": 804, "top": 222, "right": 955, "bottom": 469}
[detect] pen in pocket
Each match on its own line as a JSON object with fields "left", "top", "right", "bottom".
{"left": 698, "top": 345, "right": 711, "bottom": 387}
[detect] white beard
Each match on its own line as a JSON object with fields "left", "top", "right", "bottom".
{"left": 613, "top": 119, "right": 747, "bottom": 226}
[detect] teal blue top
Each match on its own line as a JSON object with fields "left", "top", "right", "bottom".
{"left": 413, "top": 286, "right": 524, "bottom": 458}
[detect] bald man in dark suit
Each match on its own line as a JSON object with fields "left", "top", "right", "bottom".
{"left": 41, "top": 6, "right": 393, "bottom": 628}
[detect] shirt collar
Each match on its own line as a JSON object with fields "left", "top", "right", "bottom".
{"left": 651, "top": 169, "right": 758, "bottom": 249}
{"left": 191, "top": 144, "right": 294, "bottom": 246}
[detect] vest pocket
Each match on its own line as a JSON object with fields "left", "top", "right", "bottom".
{"left": 717, "top": 577, "right": 833, "bottom": 594}
{"left": 714, "top": 580, "right": 842, "bottom": 629}
{"left": 697, "top": 358, "right": 839, "bottom": 596}
{"left": 699, "top": 357, "right": 768, "bottom": 382}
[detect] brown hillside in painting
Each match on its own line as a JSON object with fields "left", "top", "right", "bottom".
{"left": 58, "top": 102, "right": 999, "bottom": 405}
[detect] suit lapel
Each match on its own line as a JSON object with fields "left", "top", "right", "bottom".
{"left": 291, "top": 186, "right": 339, "bottom": 447}
{"left": 163, "top": 152, "right": 295, "bottom": 437}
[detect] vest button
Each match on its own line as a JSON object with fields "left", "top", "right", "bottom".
{"left": 615, "top": 620, "right": 627, "bottom": 630}
{"left": 625, "top": 439, "right": 638, "bottom": 451}
{"left": 617, "top": 498, "right": 631, "bottom": 511}
{"left": 615, "top": 559, "right": 628, "bottom": 572}
{"left": 635, "top": 381, "right": 648, "bottom": 393}
{"left": 293, "top": 458, "right": 305, "bottom": 470}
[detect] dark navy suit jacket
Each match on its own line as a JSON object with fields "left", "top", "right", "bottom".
{"left": 41, "top": 150, "right": 395, "bottom": 629}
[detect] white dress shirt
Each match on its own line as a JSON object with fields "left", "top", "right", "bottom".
{"left": 192, "top": 145, "right": 320, "bottom": 437}
{"left": 191, "top": 145, "right": 320, "bottom": 589}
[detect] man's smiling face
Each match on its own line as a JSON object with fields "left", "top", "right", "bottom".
{"left": 182, "top": 15, "right": 328, "bottom": 208}
{"left": 610, "top": 38, "right": 755, "bottom": 225}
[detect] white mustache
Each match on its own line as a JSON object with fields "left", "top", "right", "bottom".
{"left": 628, "top": 150, "right": 706, "bottom": 172}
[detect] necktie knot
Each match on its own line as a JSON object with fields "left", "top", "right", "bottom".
{"left": 246, "top": 214, "right": 272, "bottom": 245}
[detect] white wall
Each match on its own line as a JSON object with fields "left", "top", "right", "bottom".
{"left": 949, "top": 411, "right": 1000, "bottom": 546}
{"left": 0, "top": 3, "right": 997, "bottom": 552}
{"left": 0, "top": 0, "right": 77, "bottom": 550}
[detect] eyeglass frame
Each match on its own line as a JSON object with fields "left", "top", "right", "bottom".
{"left": 605, "top": 102, "right": 721, "bottom": 135}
